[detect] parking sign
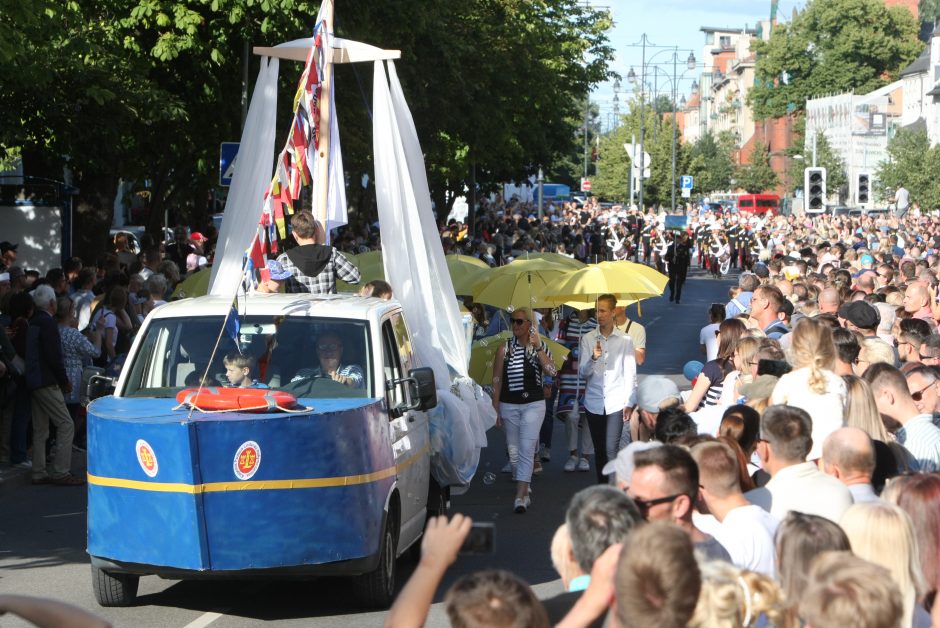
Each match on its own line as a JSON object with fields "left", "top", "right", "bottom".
{"left": 680, "top": 175, "right": 694, "bottom": 190}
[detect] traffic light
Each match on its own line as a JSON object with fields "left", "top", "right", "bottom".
{"left": 804, "top": 167, "right": 827, "bottom": 211}
{"left": 856, "top": 172, "right": 871, "bottom": 206}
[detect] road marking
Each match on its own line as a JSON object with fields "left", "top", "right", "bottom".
{"left": 182, "top": 611, "right": 225, "bottom": 628}
{"left": 42, "top": 511, "right": 84, "bottom": 519}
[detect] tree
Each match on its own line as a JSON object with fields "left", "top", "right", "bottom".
{"left": 0, "top": 0, "right": 615, "bottom": 260}
{"left": 736, "top": 140, "right": 778, "bottom": 193}
{"left": 686, "top": 131, "right": 736, "bottom": 195}
{"left": 591, "top": 97, "right": 691, "bottom": 207}
{"left": 920, "top": 0, "right": 940, "bottom": 23}
{"left": 749, "top": 0, "right": 921, "bottom": 119}
{"left": 788, "top": 131, "right": 847, "bottom": 198}
{"left": 877, "top": 127, "right": 940, "bottom": 209}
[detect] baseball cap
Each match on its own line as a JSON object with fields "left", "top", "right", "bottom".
{"left": 0, "top": 241, "right": 17, "bottom": 254}
{"left": 190, "top": 232, "right": 208, "bottom": 243}
{"left": 602, "top": 441, "right": 663, "bottom": 483}
{"left": 636, "top": 376, "right": 681, "bottom": 413}
{"left": 838, "top": 301, "right": 880, "bottom": 330}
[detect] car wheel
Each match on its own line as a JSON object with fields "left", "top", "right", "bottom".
{"left": 91, "top": 565, "right": 139, "bottom": 607}
{"left": 354, "top": 515, "right": 397, "bottom": 608}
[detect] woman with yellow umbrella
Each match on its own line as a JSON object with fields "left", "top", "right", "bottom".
{"left": 491, "top": 307, "right": 557, "bottom": 514}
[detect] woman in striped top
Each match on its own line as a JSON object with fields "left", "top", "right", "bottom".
{"left": 684, "top": 318, "right": 747, "bottom": 413}
{"left": 492, "top": 307, "right": 557, "bottom": 513}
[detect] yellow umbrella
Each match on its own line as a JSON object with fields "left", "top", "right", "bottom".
{"left": 541, "top": 261, "right": 667, "bottom": 303}
{"left": 337, "top": 251, "right": 385, "bottom": 292}
{"left": 447, "top": 254, "right": 490, "bottom": 295}
{"left": 339, "top": 251, "right": 489, "bottom": 293}
{"left": 562, "top": 298, "right": 637, "bottom": 311}
{"left": 468, "top": 331, "right": 569, "bottom": 386}
{"left": 514, "top": 252, "right": 585, "bottom": 269}
{"left": 171, "top": 268, "right": 211, "bottom": 299}
{"left": 471, "top": 259, "right": 573, "bottom": 310}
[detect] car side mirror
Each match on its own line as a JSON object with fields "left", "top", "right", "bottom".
{"left": 83, "top": 366, "right": 114, "bottom": 403}
{"left": 408, "top": 367, "right": 437, "bottom": 411}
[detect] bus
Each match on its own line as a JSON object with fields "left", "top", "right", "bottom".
{"left": 737, "top": 194, "right": 779, "bottom": 216}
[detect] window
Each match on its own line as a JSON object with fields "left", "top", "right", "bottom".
{"left": 382, "top": 319, "right": 405, "bottom": 408}
{"left": 122, "top": 315, "right": 373, "bottom": 400}
{"left": 719, "top": 36, "right": 732, "bottom": 49}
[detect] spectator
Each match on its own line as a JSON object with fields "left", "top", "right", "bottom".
{"left": 798, "top": 551, "right": 903, "bottom": 628}
{"left": 837, "top": 300, "right": 881, "bottom": 339}
{"left": 55, "top": 297, "right": 102, "bottom": 449}
{"left": 25, "top": 285, "right": 83, "bottom": 486}
{"left": 684, "top": 318, "right": 747, "bottom": 413}
{"left": 856, "top": 337, "right": 895, "bottom": 375}
{"left": 653, "top": 406, "right": 697, "bottom": 444}
{"left": 770, "top": 317, "right": 846, "bottom": 461}
{"left": 882, "top": 473, "right": 940, "bottom": 619}
{"left": 614, "top": 305, "right": 646, "bottom": 366}
{"left": 904, "top": 363, "right": 940, "bottom": 417}
{"left": 578, "top": 294, "right": 636, "bottom": 483}
{"left": 631, "top": 375, "right": 681, "bottom": 442}
{"left": 542, "top": 486, "right": 642, "bottom": 626}
{"left": 71, "top": 268, "right": 96, "bottom": 332}
{"left": 749, "top": 285, "right": 789, "bottom": 339}
{"left": 918, "top": 334, "right": 940, "bottom": 367}
{"left": 897, "top": 326, "right": 928, "bottom": 364}
{"left": 627, "top": 445, "right": 731, "bottom": 561}
{"left": 865, "top": 362, "right": 940, "bottom": 471}
{"left": 745, "top": 405, "right": 853, "bottom": 522}
{"left": 688, "top": 561, "right": 786, "bottom": 628}
{"left": 445, "top": 570, "right": 549, "bottom": 628}
{"left": 775, "top": 513, "right": 852, "bottom": 621}
{"left": 700, "top": 303, "right": 724, "bottom": 361}
{"left": 831, "top": 327, "right": 861, "bottom": 376}
{"left": 821, "top": 427, "right": 879, "bottom": 503}
{"left": 692, "top": 441, "right": 778, "bottom": 576}
{"left": 726, "top": 272, "right": 758, "bottom": 319}
{"left": 601, "top": 440, "right": 663, "bottom": 490}
{"left": 903, "top": 282, "right": 933, "bottom": 322}
{"left": 840, "top": 502, "right": 930, "bottom": 628}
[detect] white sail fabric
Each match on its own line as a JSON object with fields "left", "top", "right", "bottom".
{"left": 373, "top": 61, "right": 495, "bottom": 487}
{"left": 208, "top": 57, "right": 280, "bottom": 296}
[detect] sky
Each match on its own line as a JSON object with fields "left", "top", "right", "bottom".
{"left": 589, "top": 0, "right": 806, "bottom": 124}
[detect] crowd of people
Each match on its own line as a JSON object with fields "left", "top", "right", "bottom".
{"left": 388, "top": 199, "right": 940, "bottom": 627}
{"left": 5, "top": 194, "right": 940, "bottom": 625}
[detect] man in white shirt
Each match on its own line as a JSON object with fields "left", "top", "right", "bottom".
{"left": 745, "top": 405, "right": 853, "bottom": 523}
{"left": 865, "top": 362, "right": 940, "bottom": 472}
{"left": 70, "top": 268, "right": 96, "bottom": 332}
{"left": 821, "top": 427, "right": 880, "bottom": 504}
{"left": 891, "top": 184, "right": 910, "bottom": 218}
{"left": 693, "top": 441, "right": 778, "bottom": 576}
{"left": 579, "top": 294, "right": 636, "bottom": 484}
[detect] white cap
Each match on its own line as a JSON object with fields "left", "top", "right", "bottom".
{"left": 602, "top": 441, "right": 663, "bottom": 484}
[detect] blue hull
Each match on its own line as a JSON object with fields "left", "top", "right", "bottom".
{"left": 86, "top": 396, "right": 395, "bottom": 573}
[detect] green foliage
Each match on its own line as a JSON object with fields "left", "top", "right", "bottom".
{"left": 686, "top": 131, "right": 736, "bottom": 195}
{"left": 793, "top": 131, "right": 847, "bottom": 196}
{"left": 749, "top": 0, "right": 922, "bottom": 119}
{"left": 591, "top": 97, "right": 691, "bottom": 207}
{"left": 0, "top": 0, "right": 615, "bottom": 256}
{"left": 736, "top": 140, "right": 778, "bottom": 193}
{"left": 920, "top": 0, "right": 940, "bottom": 22}
{"left": 877, "top": 127, "right": 940, "bottom": 209}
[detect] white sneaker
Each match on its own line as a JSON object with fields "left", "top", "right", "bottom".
{"left": 563, "top": 455, "right": 578, "bottom": 472}
{"left": 577, "top": 457, "right": 590, "bottom": 472}
{"left": 514, "top": 495, "right": 531, "bottom": 513}
{"left": 501, "top": 461, "right": 512, "bottom": 473}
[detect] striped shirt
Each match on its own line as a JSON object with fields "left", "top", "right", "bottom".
{"left": 897, "top": 414, "right": 940, "bottom": 472}
{"left": 500, "top": 338, "right": 552, "bottom": 404}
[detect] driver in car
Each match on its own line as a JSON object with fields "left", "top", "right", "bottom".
{"left": 291, "top": 332, "right": 364, "bottom": 388}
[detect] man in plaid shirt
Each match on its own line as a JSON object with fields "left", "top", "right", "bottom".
{"left": 277, "top": 211, "right": 360, "bottom": 294}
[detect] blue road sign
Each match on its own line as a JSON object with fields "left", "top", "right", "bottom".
{"left": 680, "top": 175, "right": 694, "bottom": 190}
{"left": 219, "top": 142, "right": 240, "bottom": 187}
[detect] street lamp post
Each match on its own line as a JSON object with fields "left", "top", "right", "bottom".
{"left": 671, "top": 51, "right": 697, "bottom": 213}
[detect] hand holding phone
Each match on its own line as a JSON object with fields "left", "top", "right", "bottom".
{"left": 459, "top": 522, "right": 496, "bottom": 555}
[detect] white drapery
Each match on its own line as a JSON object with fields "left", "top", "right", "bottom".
{"left": 208, "top": 57, "right": 280, "bottom": 297}
{"left": 373, "top": 61, "right": 495, "bottom": 486}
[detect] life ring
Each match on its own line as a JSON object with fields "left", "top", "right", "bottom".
{"left": 175, "top": 387, "right": 299, "bottom": 412}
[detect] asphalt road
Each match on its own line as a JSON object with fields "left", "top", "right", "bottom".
{"left": 0, "top": 268, "right": 734, "bottom": 628}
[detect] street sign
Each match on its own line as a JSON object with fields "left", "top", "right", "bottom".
{"left": 680, "top": 175, "right": 694, "bottom": 190}
{"left": 580, "top": 178, "right": 592, "bottom": 192}
{"left": 219, "top": 142, "right": 240, "bottom": 187}
{"left": 681, "top": 188, "right": 691, "bottom": 198}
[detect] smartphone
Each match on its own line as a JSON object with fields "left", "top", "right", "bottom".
{"left": 460, "top": 522, "right": 496, "bottom": 555}
{"left": 757, "top": 359, "right": 792, "bottom": 378}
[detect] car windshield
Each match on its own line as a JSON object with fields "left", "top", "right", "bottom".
{"left": 122, "top": 315, "right": 373, "bottom": 400}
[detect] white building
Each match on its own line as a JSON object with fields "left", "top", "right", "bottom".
{"left": 805, "top": 82, "right": 902, "bottom": 206}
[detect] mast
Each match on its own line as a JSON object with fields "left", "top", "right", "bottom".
{"left": 315, "top": 0, "right": 334, "bottom": 232}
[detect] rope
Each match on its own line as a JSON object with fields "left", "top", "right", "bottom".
{"left": 173, "top": 401, "right": 313, "bottom": 414}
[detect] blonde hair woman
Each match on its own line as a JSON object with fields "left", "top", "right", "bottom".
{"left": 719, "top": 336, "right": 761, "bottom": 406}
{"left": 770, "top": 317, "right": 846, "bottom": 460}
{"left": 840, "top": 502, "right": 930, "bottom": 628}
{"left": 856, "top": 337, "right": 896, "bottom": 375}
{"left": 842, "top": 374, "right": 889, "bottom": 442}
{"left": 689, "top": 561, "right": 787, "bottom": 628}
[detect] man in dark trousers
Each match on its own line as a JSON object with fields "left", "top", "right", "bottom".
{"left": 277, "top": 211, "right": 360, "bottom": 294}
{"left": 666, "top": 231, "right": 692, "bottom": 304}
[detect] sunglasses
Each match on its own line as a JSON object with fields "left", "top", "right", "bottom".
{"left": 630, "top": 493, "right": 684, "bottom": 513}
{"left": 510, "top": 318, "right": 529, "bottom": 325}
{"left": 920, "top": 354, "right": 940, "bottom": 362}
{"left": 911, "top": 382, "right": 935, "bottom": 402}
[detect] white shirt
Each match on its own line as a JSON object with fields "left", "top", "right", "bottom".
{"left": 578, "top": 327, "right": 637, "bottom": 415}
{"left": 770, "top": 367, "right": 846, "bottom": 460}
{"left": 896, "top": 187, "right": 910, "bottom": 210}
{"left": 847, "top": 483, "right": 881, "bottom": 504}
{"left": 71, "top": 289, "right": 95, "bottom": 332}
{"left": 712, "top": 504, "right": 779, "bottom": 577}
{"left": 745, "top": 462, "right": 854, "bottom": 523}
{"left": 699, "top": 323, "right": 720, "bottom": 361}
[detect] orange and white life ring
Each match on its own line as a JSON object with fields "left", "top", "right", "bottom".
{"left": 175, "top": 387, "right": 299, "bottom": 413}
